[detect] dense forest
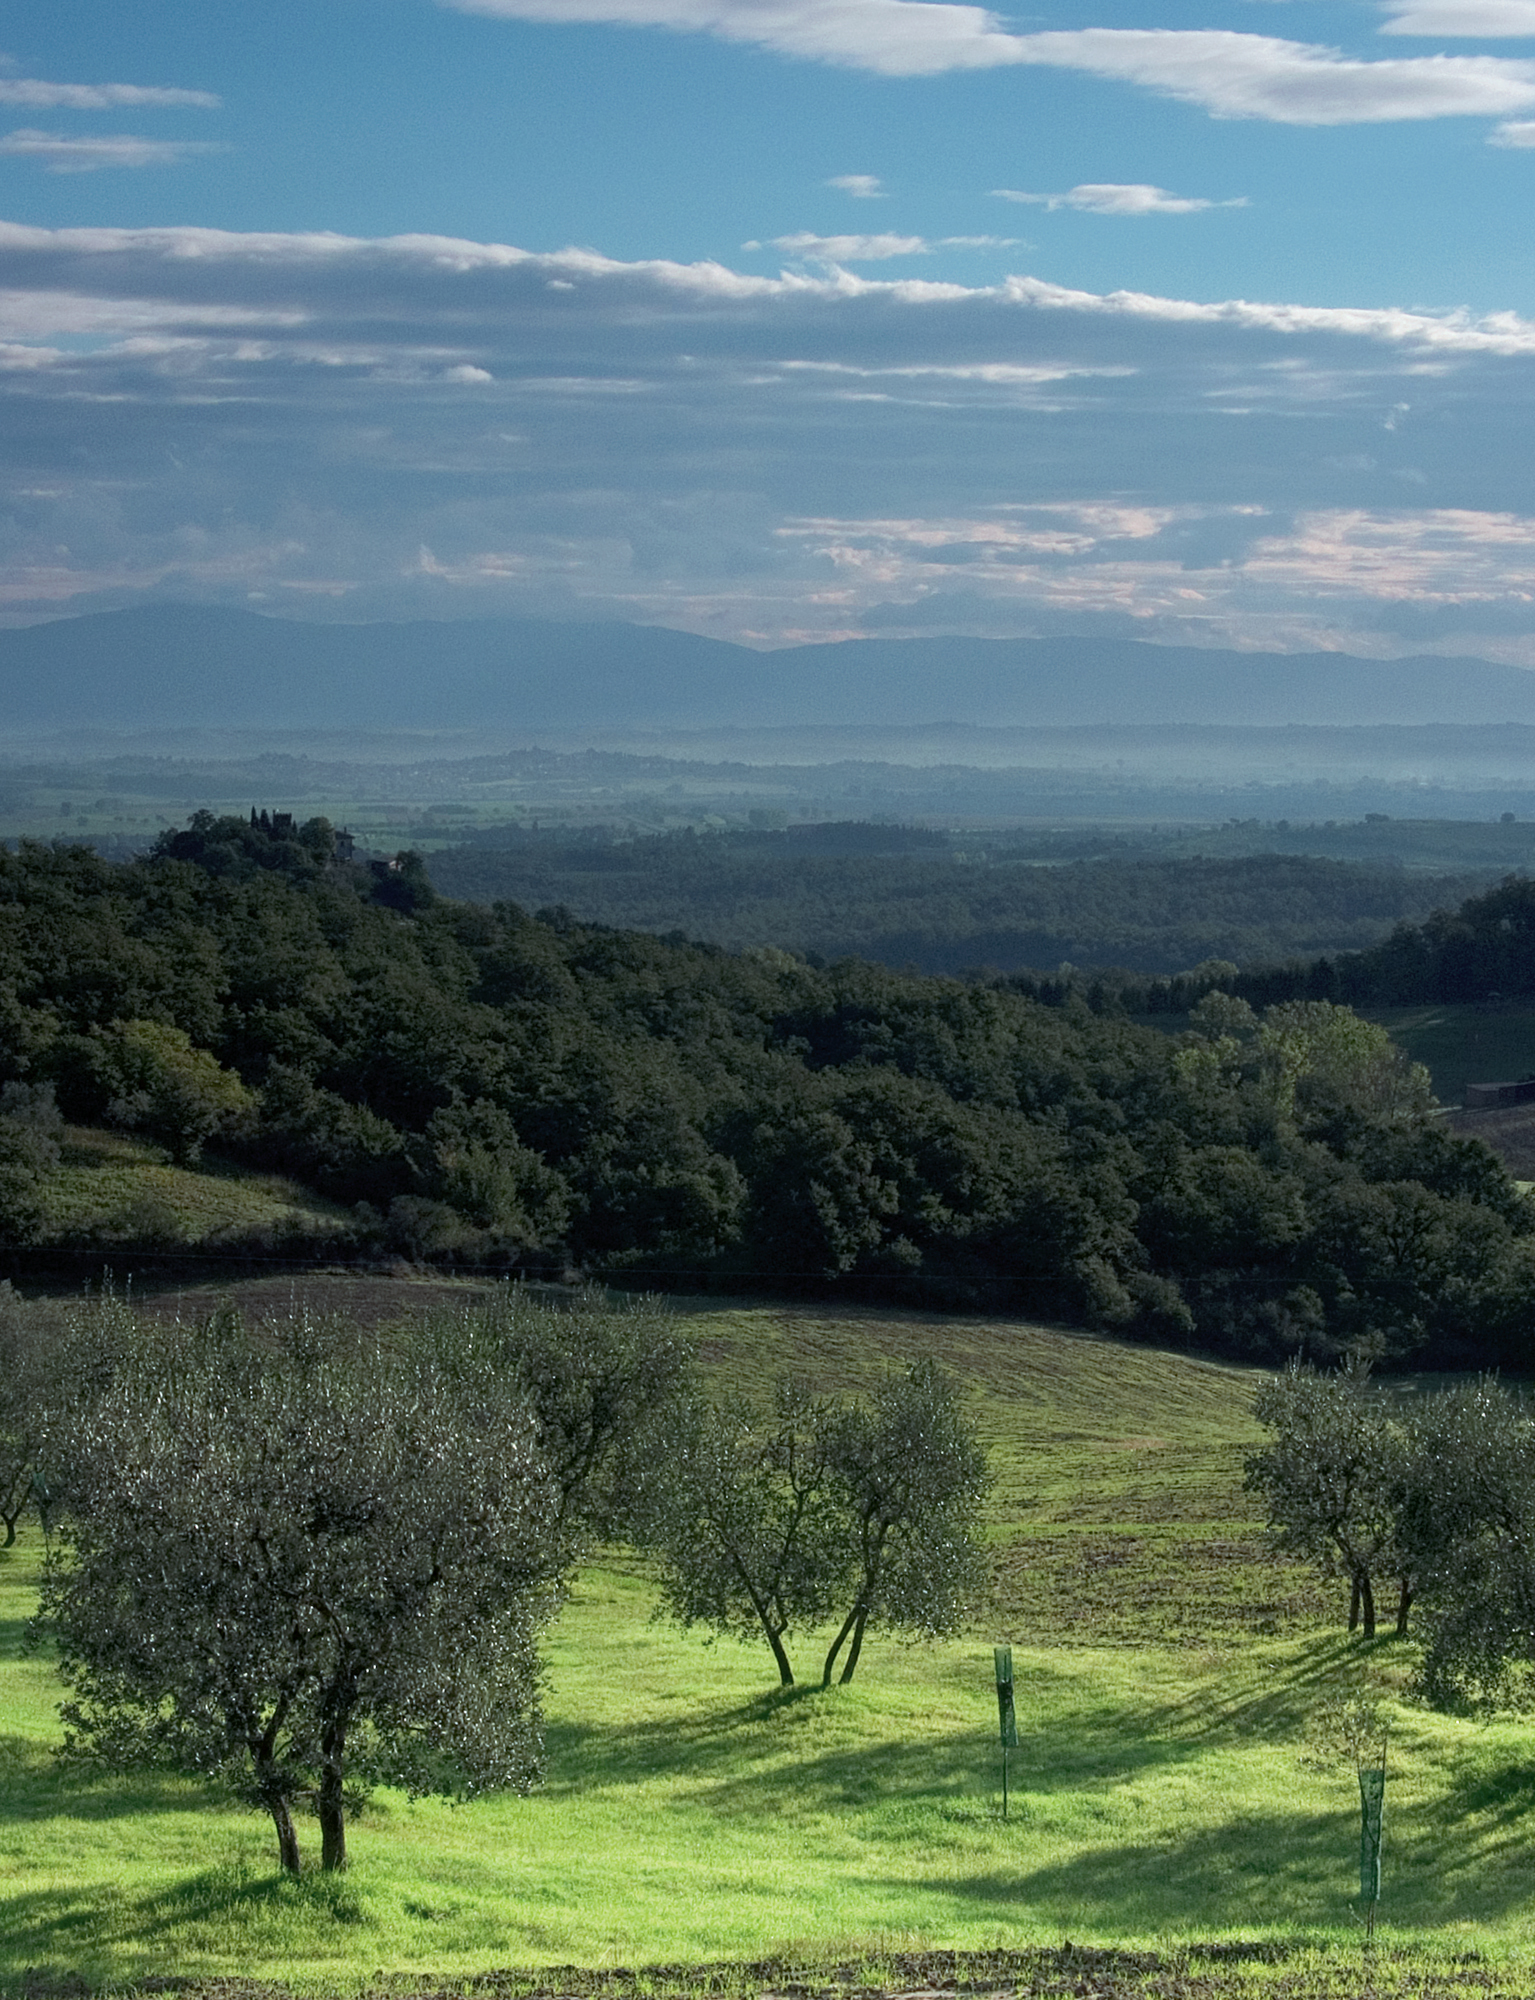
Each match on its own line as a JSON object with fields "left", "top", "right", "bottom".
{"left": 1, "top": 811, "right": 1532, "bottom": 1371}
{"left": 427, "top": 827, "right": 1487, "bottom": 977}
{"left": 1092, "top": 871, "right": 1535, "bottom": 1018}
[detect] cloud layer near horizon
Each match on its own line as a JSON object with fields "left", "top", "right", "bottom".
{"left": 6, "top": 221, "right": 1535, "bottom": 656}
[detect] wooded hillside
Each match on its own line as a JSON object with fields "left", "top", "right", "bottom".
{"left": 1, "top": 812, "right": 1531, "bottom": 1370}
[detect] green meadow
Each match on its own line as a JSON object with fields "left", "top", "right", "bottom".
{"left": 4, "top": 1298, "right": 1535, "bottom": 1994}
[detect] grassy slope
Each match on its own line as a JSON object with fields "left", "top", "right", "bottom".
{"left": 3, "top": 1301, "right": 1533, "bottom": 1991}
{"left": 38, "top": 1125, "right": 353, "bottom": 1248}
{"left": 1365, "top": 1005, "right": 1535, "bottom": 1106}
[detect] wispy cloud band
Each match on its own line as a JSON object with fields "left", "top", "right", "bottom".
{"left": 0, "top": 222, "right": 1533, "bottom": 651}
{"left": 0, "top": 78, "right": 220, "bottom": 110}
{"left": 0, "top": 131, "right": 221, "bottom": 172}
{"left": 764, "top": 231, "right": 1016, "bottom": 260}
{"left": 1381, "top": 0, "right": 1535, "bottom": 34}
{"left": 993, "top": 183, "right": 1246, "bottom": 214}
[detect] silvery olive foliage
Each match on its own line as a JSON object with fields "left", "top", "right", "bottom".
{"left": 0, "top": 1282, "right": 56, "bottom": 1545}
{"left": 429, "top": 1284, "right": 696, "bottom": 1537}
{"left": 644, "top": 1377, "right": 850, "bottom": 1687}
{"left": 34, "top": 1308, "right": 565, "bottom": 1875}
{"left": 647, "top": 1357, "right": 990, "bottom": 1687}
{"left": 818, "top": 1357, "right": 991, "bottom": 1687}
{"left": 1245, "top": 1360, "right": 1413, "bottom": 1640}
{"left": 1247, "top": 1361, "right": 1535, "bottom": 1705}
{"left": 1395, "top": 1377, "right": 1535, "bottom": 1713}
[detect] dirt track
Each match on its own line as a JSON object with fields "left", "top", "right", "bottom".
{"left": 18, "top": 1948, "right": 1530, "bottom": 2000}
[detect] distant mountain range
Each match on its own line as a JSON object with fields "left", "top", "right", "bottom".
{"left": 5, "top": 602, "right": 1535, "bottom": 733}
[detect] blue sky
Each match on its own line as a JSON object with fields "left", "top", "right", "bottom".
{"left": 6, "top": 0, "right": 1535, "bottom": 656}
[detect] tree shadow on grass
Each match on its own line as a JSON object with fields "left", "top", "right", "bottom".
{"left": 874, "top": 1810, "right": 1349, "bottom": 1935}
{"left": 0, "top": 1859, "right": 366, "bottom": 1989}
{"left": 1132, "top": 1635, "right": 1395, "bottom": 1746}
{"left": 908, "top": 1780, "right": 1535, "bottom": 1932}
{"left": 1426, "top": 1755, "right": 1535, "bottom": 1869}
{"left": 541, "top": 1673, "right": 1285, "bottom": 1823}
{"left": 542, "top": 1640, "right": 1376, "bottom": 1813}
{"left": 539, "top": 1681, "right": 827, "bottom": 1794}
{"left": 0, "top": 1730, "right": 221, "bottom": 1830}
{"left": 0, "top": 1609, "right": 38, "bottom": 1661}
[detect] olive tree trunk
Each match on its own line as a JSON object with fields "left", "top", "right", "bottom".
{"left": 319, "top": 1717, "right": 348, "bottom": 1873}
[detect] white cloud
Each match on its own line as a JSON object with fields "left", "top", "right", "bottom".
{"left": 2, "top": 222, "right": 1535, "bottom": 352}
{"left": 0, "top": 76, "right": 220, "bottom": 110}
{"left": 441, "top": 0, "right": 1535, "bottom": 122}
{"left": 772, "top": 504, "right": 1535, "bottom": 651}
{"left": 0, "top": 131, "right": 220, "bottom": 173}
{"left": 993, "top": 183, "right": 1245, "bottom": 214}
{"left": 992, "top": 271, "right": 1535, "bottom": 353}
{"left": 781, "top": 503, "right": 1189, "bottom": 558}
{"left": 1381, "top": 0, "right": 1535, "bottom": 34}
{"left": 780, "top": 360, "right": 1130, "bottom": 382}
{"left": 443, "top": 0, "right": 1027, "bottom": 75}
{"left": 772, "top": 231, "right": 930, "bottom": 260}
{"left": 1491, "top": 115, "right": 1535, "bottom": 137}
{"left": 1005, "top": 29, "right": 1535, "bottom": 123}
{"left": 768, "top": 231, "right": 1015, "bottom": 260}
{"left": 827, "top": 174, "right": 883, "bottom": 197}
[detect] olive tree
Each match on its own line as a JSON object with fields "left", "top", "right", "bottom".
{"left": 647, "top": 1378, "right": 850, "bottom": 1686}
{"left": 646, "top": 1359, "right": 990, "bottom": 1690}
{"left": 34, "top": 1311, "right": 564, "bottom": 1874}
{"left": 1244, "top": 1360, "right": 1411, "bottom": 1639}
{"left": 0, "top": 1283, "right": 53, "bottom": 1545}
{"left": 820, "top": 1357, "right": 991, "bottom": 1686}
{"left": 1395, "top": 1377, "right": 1535, "bottom": 1710}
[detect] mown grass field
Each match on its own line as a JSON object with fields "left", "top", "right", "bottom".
{"left": 4, "top": 1296, "right": 1535, "bottom": 1996}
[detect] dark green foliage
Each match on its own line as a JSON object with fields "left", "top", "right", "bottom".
{"left": 255, "top": 1065, "right": 409, "bottom": 1204}
{"left": 1112, "top": 869, "right": 1535, "bottom": 1016}
{"left": 87, "top": 1018, "right": 252, "bottom": 1163}
{"left": 0, "top": 1081, "right": 63, "bottom": 1242}
{"left": 1356, "top": 874, "right": 1535, "bottom": 1006}
{"left": 152, "top": 810, "right": 340, "bottom": 884}
{"left": 369, "top": 848, "right": 436, "bottom": 914}
{"left": 32, "top": 1307, "right": 565, "bottom": 1875}
{"left": 1, "top": 830, "right": 1533, "bottom": 1366}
